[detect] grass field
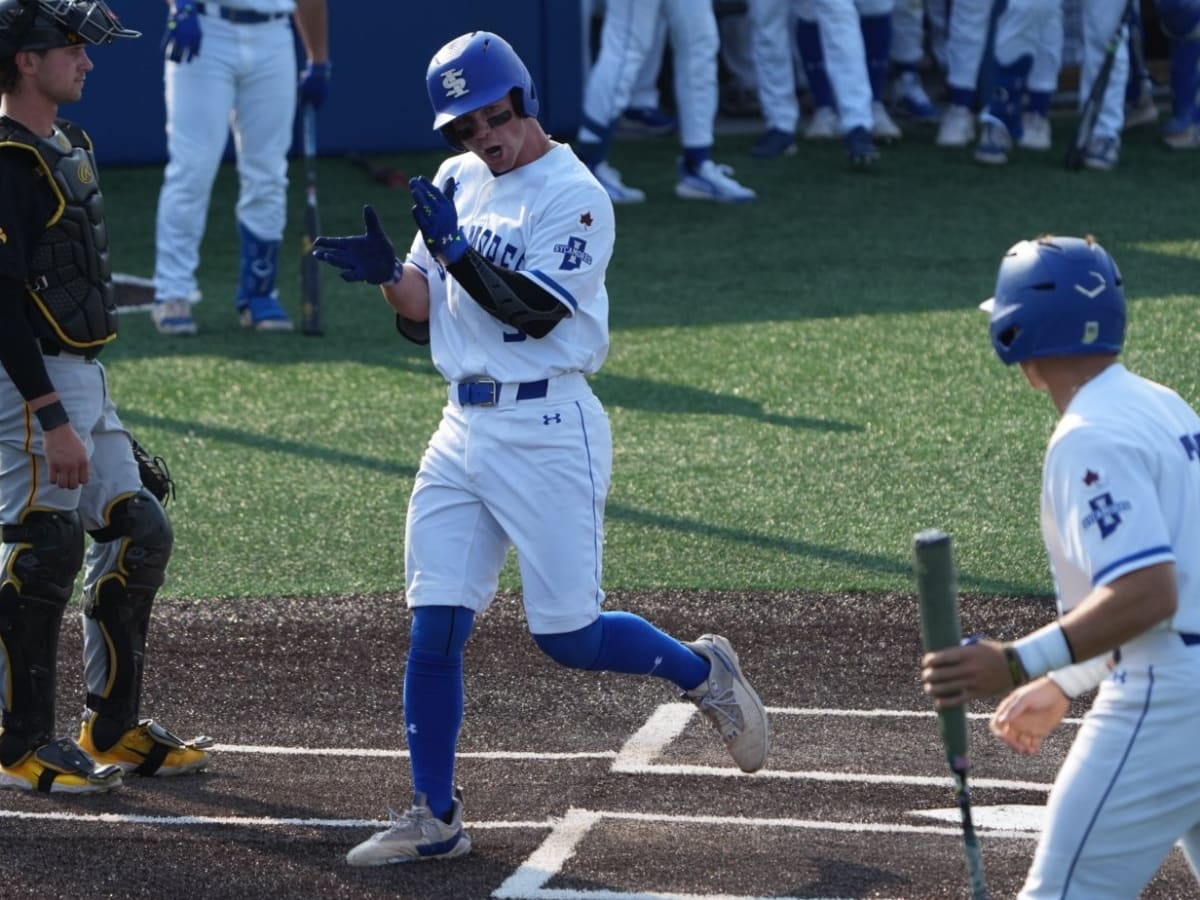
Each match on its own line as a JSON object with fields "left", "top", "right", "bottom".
{"left": 94, "top": 114, "right": 1200, "bottom": 601}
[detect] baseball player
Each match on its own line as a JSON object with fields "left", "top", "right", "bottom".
{"left": 973, "top": 0, "right": 1064, "bottom": 164}
{"left": 922, "top": 235, "right": 1200, "bottom": 897}
{"left": 575, "top": 0, "right": 756, "bottom": 203}
{"left": 150, "top": 0, "right": 330, "bottom": 335}
{"left": 311, "top": 31, "right": 769, "bottom": 864}
{"left": 0, "top": 0, "right": 212, "bottom": 794}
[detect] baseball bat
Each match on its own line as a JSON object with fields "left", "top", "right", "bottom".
{"left": 345, "top": 151, "right": 410, "bottom": 189}
{"left": 300, "top": 105, "right": 324, "bottom": 336}
{"left": 1064, "top": 0, "right": 1137, "bottom": 170}
{"left": 914, "top": 529, "right": 989, "bottom": 900}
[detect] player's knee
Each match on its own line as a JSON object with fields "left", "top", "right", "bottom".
{"left": 410, "top": 605, "right": 475, "bottom": 657}
{"left": 88, "top": 489, "right": 173, "bottom": 597}
{"left": 534, "top": 618, "right": 604, "bottom": 670}
{"left": 1, "top": 508, "right": 84, "bottom": 603}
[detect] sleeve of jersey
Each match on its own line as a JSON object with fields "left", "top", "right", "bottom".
{"left": 0, "top": 161, "right": 54, "bottom": 402}
{"left": 1045, "top": 429, "right": 1175, "bottom": 589}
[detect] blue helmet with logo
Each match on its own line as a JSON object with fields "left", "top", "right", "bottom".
{"left": 981, "top": 235, "right": 1125, "bottom": 366}
{"left": 426, "top": 31, "right": 538, "bottom": 144}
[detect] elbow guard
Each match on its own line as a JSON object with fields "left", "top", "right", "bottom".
{"left": 447, "top": 249, "right": 568, "bottom": 338}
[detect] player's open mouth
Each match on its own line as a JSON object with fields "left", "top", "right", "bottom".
{"left": 484, "top": 144, "right": 503, "bottom": 160}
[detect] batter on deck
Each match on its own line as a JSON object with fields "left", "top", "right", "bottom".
{"left": 312, "top": 30, "right": 769, "bottom": 865}
{"left": 922, "top": 235, "right": 1200, "bottom": 898}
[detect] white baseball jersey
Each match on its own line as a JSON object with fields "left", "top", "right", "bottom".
{"left": 1023, "top": 363, "right": 1200, "bottom": 899}
{"left": 402, "top": 143, "right": 617, "bottom": 636}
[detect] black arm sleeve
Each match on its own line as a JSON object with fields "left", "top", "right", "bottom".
{"left": 445, "top": 248, "right": 569, "bottom": 339}
{"left": 0, "top": 276, "right": 54, "bottom": 402}
{"left": 394, "top": 314, "right": 430, "bottom": 345}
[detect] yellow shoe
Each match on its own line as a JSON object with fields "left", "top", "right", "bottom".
{"left": 79, "top": 715, "right": 214, "bottom": 777}
{"left": 0, "top": 737, "right": 123, "bottom": 794}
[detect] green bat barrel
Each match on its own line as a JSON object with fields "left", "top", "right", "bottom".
{"left": 914, "top": 529, "right": 970, "bottom": 768}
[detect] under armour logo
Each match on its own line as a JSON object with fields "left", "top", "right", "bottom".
{"left": 543, "top": 413, "right": 561, "bottom": 425}
{"left": 1074, "top": 271, "right": 1106, "bottom": 299}
{"left": 441, "top": 68, "right": 469, "bottom": 98}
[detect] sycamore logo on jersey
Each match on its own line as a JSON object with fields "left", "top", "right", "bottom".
{"left": 1082, "top": 492, "right": 1132, "bottom": 539}
{"left": 441, "top": 68, "right": 469, "bottom": 99}
{"left": 554, "top": 236, "right": 591, "bottom": 271}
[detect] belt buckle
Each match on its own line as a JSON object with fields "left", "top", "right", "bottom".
{"left": 465, "top": 378, "right": 498, "bottom": 406}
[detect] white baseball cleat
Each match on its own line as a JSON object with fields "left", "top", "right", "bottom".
{"left": 683, "top": 634, "right": 769, "bottom": 773}
{"left": 151, "top": 298, "right": 197, "bottom": 336}
{"left": 675, "top": 160, "right": 756, "bottom": 204}
{"left": 936, "top": 104, "right": 976, "bottom": 147}
{"left": 871, "top": 101, "right": 903, "bottom": 143}
{"left": 346, "top": 789, "right": 471, "bottom": 866}
{"left": 803, "top": 106, "right": 840, "bottom": 141}
{"left": 591, "top": 161, "right": 645, "bottom": 204}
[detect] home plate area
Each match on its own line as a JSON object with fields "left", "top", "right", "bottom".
{"left": 0, "top": 592, "right": 1197, "bottom": 899}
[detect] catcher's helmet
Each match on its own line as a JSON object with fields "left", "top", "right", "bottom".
{"left": 426, "top": 31, "right": 538, "bottom": 143}
{"left": 981, "top": 235, "right": 1125, "bottom": 366}
{"left": 0, "top": 0, "right": 139, "bottom": 59}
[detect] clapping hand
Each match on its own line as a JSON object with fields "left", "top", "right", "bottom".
{"left": 410, "top": 176, "right": 468, "bottom": 264}
{"left": 311, "top": 205, "right": 402, "bottom": 285}
{"left": 162, "top": 2, "right": 201, "bottom": 63}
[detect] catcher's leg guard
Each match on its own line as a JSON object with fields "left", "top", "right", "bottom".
{"left": 0, "top": 510, "right": 84, "bottom": 765}
{"left": 82, "top": 490, "right": 172, "bottom": 749}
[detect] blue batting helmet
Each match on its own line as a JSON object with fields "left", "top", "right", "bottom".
{"left": 426, "top": 31, "right": 539, "bottom": 136}
{"left": 981, "top": 236, "right": 1125, "bottom": 366}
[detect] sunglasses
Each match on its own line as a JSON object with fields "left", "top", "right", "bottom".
{"left": 449, "top": 109, "right": 514, "bottom": 143}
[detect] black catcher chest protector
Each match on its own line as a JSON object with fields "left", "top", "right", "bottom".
{"left": 0, "top": 117, "right": 116, "bottom": 354}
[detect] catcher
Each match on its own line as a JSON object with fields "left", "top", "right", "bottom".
{"left": 0, "top": 0, "right": 211, "bottom": 794}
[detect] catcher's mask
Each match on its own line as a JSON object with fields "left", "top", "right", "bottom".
{"left": 426, "top": 30, "right": 539, "bottom": 150}
{"left": 0, "top": 0, "right": 140, "bottom": 59}
{"left": 980, "top": 235, "right": 1125, "bottom": 366}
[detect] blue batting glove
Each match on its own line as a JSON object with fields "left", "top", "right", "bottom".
{"left": 311, "top": 205, "right": 403, "bottom": 285}
{"left": 298, "top": 61, "right": 331, "bottom": 110}
{"left": 410, "top": 175, "right": 468, "bottom": 265}
{"left": 162, "top": 3, "right": 202, "bottom": 64}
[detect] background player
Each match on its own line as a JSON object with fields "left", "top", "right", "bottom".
{"left": 311, "top": 30, "right": 769, "bottom": 864}
{"left": 922, "top": 235, "right": 1200, "bottom": 897}
{"left": 150, "top": 0, "right": 330, "bottom": 335}
{"left": 0, "top": 0, "right": 211, "bottom": 793}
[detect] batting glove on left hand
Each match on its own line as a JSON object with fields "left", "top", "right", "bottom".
{"left": 162, "top": 2, "right": 202, "bottom": 64}
{"left": 410, "top": 176, "right": 469, "bottom": 265}
{"left": 298, "top": 61, "right": 331, "bottom": 110}
{"left": 311, "top": 205, "right": 403, "bottom": 285}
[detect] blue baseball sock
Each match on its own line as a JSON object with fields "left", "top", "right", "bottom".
{"left": 534, "top": 612, "right": 709, "bottom": 691}
{"left": 682, "top": 146, "right": 711, "bottom": 174}
{"left": 859, "top": 14, "right": 893, "bottom": 102}
{"left": 405, "top": 606, "right": 474, "bottom": 821}
{"left": 796, "top": 19, "right": 836, "bottom": 111}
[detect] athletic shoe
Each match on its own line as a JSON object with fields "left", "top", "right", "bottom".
{"left": 871, "top": 101, "right": 903, "bottom": 143}
{"left": 591, "top": 161, "right": 646, "bottom": 204}
{"left": 1124, "top": 80, "right": 1159, "bottom": 129}
{"left": 346, "top": 789, "right": 471, "bottom": 866}
{"left": 1163, "top": 117, "right": 1200, "bottom": 150}
{"left": 844, "top": 126, "right": 879, "bottom": 168}
{"left": 803, "top": 106, "right": 840, "bottom": 141}
{"left": 683, "top": 634, "right": 769, "bottom": 773}
{"left": 0, "top": 736, "right": 123, "bottom": 794}
{"left": 936, "top": 104, "right": 975, "bottom": 147}
{"left": 750, "top": 128, "right": 798, "bottom": 158}
{"left": 1017, "top": 112, "right": 1051, "bottom": 151}
{"left": 973, "top": 115, "right": 1012, "bottom": 165}
{"left": 891, "top": 71, "right": 941, "bottom": 122}
{"left": 151, "top": 298, "right": 197, "bottom": 336}
{"left": 79, "top": 714, "right": 214, "bottom": 777}
{"left": 238, "top": 295, "right": 294, "bottom": 332}
{"left": 675, "top": 159, "right": 756, "bottom": 203}
{"left": 616, "top": 106, "right": 677, "bottom": 137}
{"left": 1084, "top": 135, "right": 1121, "bottom": 171}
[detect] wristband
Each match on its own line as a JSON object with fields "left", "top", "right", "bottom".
{"left": 1011, "top": 623, "right": 1075, "bottom": 682}
{"left": 387, "top": 257, "right": 404, "bottom": 285}
{"left": 34, "top": 400, "right": 68, "bottom": 431}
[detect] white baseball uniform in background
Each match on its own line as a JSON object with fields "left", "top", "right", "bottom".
{"left": 154, "top": 1, "right": 297, "bottom": 304}
{"left": 402, "top": 144, "right": 616, "bottom": 636}
{"left": 1025, "top": 363, "right": 1200, "bottom": 898}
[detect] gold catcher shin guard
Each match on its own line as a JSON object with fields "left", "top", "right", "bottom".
{"left": 83, "top": 490, "right": 172, "bottom": 750}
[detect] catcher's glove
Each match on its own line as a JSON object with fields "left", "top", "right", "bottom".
{"left": 131, "top": 437, "right": 176, "bottom": 506}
